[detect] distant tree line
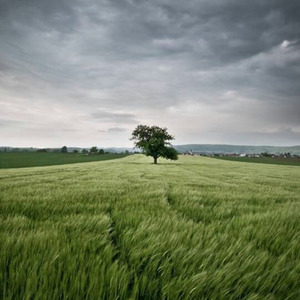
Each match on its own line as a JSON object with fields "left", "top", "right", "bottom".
{"left": 58, "top": 146, "right": 121, "bottom": 155}
{"left": 82, "top": 146, "right": 108, "bottom": 155}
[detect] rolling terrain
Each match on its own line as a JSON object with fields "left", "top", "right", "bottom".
{"left": 1, "top": 155, "right": 299, "bottom": 299}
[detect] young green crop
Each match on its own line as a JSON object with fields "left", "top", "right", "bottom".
{"left": 0, "top": 152, "right": 130, "bottom": 169}
{"left": 0, "top": 155, "right": 299, "bottom": 299}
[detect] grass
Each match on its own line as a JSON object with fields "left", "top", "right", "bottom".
{"left": 0, "top": 152, "right": 130, "bottom": 169}
{"left": 212, "top": 156, "right": 300, "bottom": 166}
{"left": 0, "top": 155, "right": 300, "bottom": 299}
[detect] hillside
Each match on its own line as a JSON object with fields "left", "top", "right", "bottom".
{"left": 174, "top": 144, "right": 300, "bottom": 155}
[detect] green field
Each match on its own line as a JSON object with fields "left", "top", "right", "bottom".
{"left": 1, "top": 155, "right": 300, "bottom": 299}
{"left": 0, "top": 152, "right": 130, "bottom": 169}
{"left": 212, "top": 156, "right": 300, "bottom": 166}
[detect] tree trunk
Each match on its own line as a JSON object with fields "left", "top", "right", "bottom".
{"left": 153, "top": 157, "right": 158, "bottom": 164}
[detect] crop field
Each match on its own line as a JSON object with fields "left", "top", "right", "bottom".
{"left": 0, "top": 155, "right": 300, "bottom": 299}
{"left": 0, "top": 152, "right": 130, "bottom": 169}
{"left": 212, "top": 156, "right": 300, "bottom": 166}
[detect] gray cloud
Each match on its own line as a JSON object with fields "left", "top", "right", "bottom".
{"left": 0, "top": 119, "right": 23, "bottom": 127}
{"left": 0, "top": 0, "right": 299, "bottom": 147}
{"left": 91, "top": 111, "right": 138, "bottom": 124}
{"left": 107, "top": 127, "right": 127, "bottom": 133}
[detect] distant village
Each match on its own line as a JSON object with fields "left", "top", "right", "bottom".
{"left": 182, "top": 150, "right": 300, "bottom": 159}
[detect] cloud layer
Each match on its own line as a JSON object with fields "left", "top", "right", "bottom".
{"left": 1, "top": 0, "right": 299, "bottom": 147}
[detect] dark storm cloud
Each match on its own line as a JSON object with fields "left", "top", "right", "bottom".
{"left": 0, "top": 0, "right": 299, "bottom": 147}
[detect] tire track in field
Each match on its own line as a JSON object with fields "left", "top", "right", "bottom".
{"left": 106, "top": 207, "right": 136, "bottom": 297}
{"left": 107, "top": 207, "right": 127, "bottom": 262}
{"left": 107, "top": 207, "right": 121, "bottom": 261}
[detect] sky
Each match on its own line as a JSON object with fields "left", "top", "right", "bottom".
{"left": 0, "top": 0, "right": 300, "bottom": 148}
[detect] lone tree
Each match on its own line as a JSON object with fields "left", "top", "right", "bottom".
{"left": 131, "top": 125, "right": 178, "bottom": 164}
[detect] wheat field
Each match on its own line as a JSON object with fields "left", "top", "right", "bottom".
{"left": 1, "top": 155, "right": 299, "bottom": 299}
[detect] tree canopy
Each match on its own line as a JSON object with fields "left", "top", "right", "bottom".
{"left": 131, "top": 125, "right": 178, "bottom": 164}
{"left": 90, "top": 146, "right": 98, "bottom": 154}
{"left": 98, "top": 149, "right": 105, "bottom": 155}
{"left": 61, "top": 146, "right": 68, "bottom": 153}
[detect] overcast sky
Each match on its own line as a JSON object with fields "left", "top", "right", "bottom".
{"left": 1, "top": 0, "right": 299, "bottom": 148}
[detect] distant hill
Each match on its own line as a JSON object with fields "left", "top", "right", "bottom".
{"left": 1, "top": 144, "right": 300, "bottom": 155}
{"left": 174, "top": 144, "right": 300, "bottom": 155}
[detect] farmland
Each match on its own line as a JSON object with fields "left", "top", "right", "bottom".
{"left": 0, "top": 152, "right": 130, "bottom": 169}
{"left": 1, "top": 155, "right": 300, "bottom": 299}
{"left": 212, "top": 156, "right": 300, "bottom": 166}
